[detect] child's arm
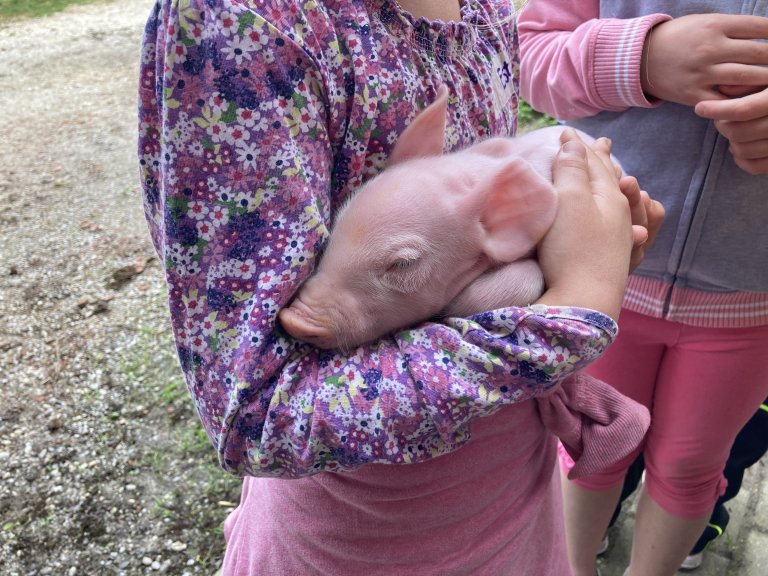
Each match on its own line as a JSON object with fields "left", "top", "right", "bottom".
{"left": 640, "top": 14, "right": 768, "bottom": 107}
{"left": 140, "top": 0, "right": 628, "bottom": 479}
{"left": 519, "top": 2, "right": 768, "bottom": 118}
{"left": 518, "top": 0, "right": 669, "bottom": 119}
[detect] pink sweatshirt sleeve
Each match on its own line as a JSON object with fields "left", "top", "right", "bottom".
{"left": 518, "top": 0, "right": 671, "bottom": 120}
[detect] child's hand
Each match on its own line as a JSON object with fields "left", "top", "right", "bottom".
{"left": 582, "top": 137, "right": 664, "bottom": 276}
{"left": 641, "top": 14, "right": 768, "bottom": 106}
{"left": 535, "top": 130, "right": 633, "bottom": 320}
{"left": 618, "top": 176, "right": 665, "bottom": 273}
{"left": 695, "top": 85, "right": 768, "bottom": 175}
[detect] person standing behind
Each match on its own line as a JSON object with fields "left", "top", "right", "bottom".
{"left": 605, "top": 398, "right": 768, "bottom": 571}
{"left": 519, "top": 2, "right": 768, "bottom": 576}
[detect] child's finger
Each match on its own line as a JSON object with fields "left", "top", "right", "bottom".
{"left": 620, "top": 176, "right": 648, "bottom": 242}
{"left": 551, "top": 131, "right": 590, "bottom": 197}
{"left": 628, "top": 190, "right": 666, "bottom": 273}
{"left": 643, "top": 192, "right": 666, "bottom": 249}
{"left": 588, "top": 137, "right": 622, "bottom": 184}
{"left": 558, "top": 126, "right": 587, "bottom": 146}
{"left": 631, "top": 225, "right": 649, "bottom": 247}
{"left": 696, "top": 86, "right": 768, "bottom": 121}
{"left": 589, "top": 136, "right": 623, "bottom": 180}
{"left": 719, "top": 84, "right": 767, "bottom": 98}
{"left": 613, "top": 160, "right": 623, "bottom": 180}
{"left": 557, "top": 129, "right": 624, "bottom": 202}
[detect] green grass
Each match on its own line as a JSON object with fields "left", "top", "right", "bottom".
{"left": 0, "top": 0, "right": 105, "bottom": 21}
{"left": 159, "top": 378, "right": 188, "bottom": 404}
{"left": 518, "top": 100, "right": 557, "bottom": 133}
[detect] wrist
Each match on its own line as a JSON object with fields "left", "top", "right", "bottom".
{"left": 592, "top": 15, "right": 670, "bottom": 109}
{"left": 535, "top": 275, "right": 627, "bottom": 321}
{"left": 640, "top": 25, "right": 656, "bottom": 98}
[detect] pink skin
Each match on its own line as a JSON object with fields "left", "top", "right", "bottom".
{"left": 696, "top": 84, "right": 768, "bottom": 175}
{"left": 279, "top": 86, "right": 612, "bottom": 350}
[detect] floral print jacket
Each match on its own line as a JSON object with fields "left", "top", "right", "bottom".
{"left": 138, "top": 0, "right": 618, "bottom": 478}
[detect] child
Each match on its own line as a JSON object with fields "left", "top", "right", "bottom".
{"left": 138, "top": 1, "right": 657, "bottom": 574}
{"left": 519, "top": 2, "right": 768, "bottom": 575}
{"left": 605, "top": 398, "right": 768, "bottom": 571}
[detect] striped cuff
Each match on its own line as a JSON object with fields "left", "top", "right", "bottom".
{"left": 623, "top": 274, "right": 768, "bottom": 328}
{"left": 591, "top": 14, "right": 671, "bottom": 110}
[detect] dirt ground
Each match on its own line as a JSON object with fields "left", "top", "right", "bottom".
{"left": 0, "top": 1, "right": 241, "bottom": 574}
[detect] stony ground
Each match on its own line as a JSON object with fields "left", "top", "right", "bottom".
{"left": 0, "top": 1, "right": 241, "bottom": 574}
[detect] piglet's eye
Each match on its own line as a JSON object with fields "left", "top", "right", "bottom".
{"left": 388, "top": 257, "right": 417, "bottom": 271}
{"left": 381, "top": 257, "right": 425, "bottom": 293}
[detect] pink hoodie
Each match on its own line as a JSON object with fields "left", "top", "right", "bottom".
{"left": 518, "top": 0, "right": 669, "bottom": 119}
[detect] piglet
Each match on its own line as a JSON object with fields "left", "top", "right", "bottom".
{"left": 279, "top": 86, "right": 648, "bottom": 480}
{"left": 279, "top": 85, "right": 610, "bottom": 350}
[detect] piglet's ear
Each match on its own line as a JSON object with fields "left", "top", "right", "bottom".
{"left": 387, "top": 84, "right": 449, "bottom": 166}
{"left": 480, "top": 158, "right": 558, "bottom": 263}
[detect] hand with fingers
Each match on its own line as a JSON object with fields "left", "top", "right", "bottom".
{"left": 695, "top": 85, "right": 768, "bottom": 175}
{"left": 619, "top": 176, "right": 665, "bottom": 272}
{"left": 641, "top": 14, "right": 768, "bottom": 107}
{"left": 536, "top": 129, "right": 638, "bottom": 320}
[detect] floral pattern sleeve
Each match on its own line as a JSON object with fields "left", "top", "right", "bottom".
{"left": 139, "top": 0, "right": 618, "bottom": 478}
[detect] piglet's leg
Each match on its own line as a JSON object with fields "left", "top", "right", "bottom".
{"left": 441, "top": 258, "right": 544, "bottom": 317}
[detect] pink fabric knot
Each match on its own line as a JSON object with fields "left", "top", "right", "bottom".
{"left": 536, "top": 372, "right": 650, "bottom": 479}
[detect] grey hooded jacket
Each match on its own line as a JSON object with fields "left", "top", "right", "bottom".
{"left": 569, "top": 0, "right": 768, "bottom": 297}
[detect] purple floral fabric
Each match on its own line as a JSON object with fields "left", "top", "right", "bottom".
{"left": 138, "top": 0, "right": 618, "bottom": 478}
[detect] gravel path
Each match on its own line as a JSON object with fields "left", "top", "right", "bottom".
{"left": 0, "top": 2, "right": 240, "bottom": 574}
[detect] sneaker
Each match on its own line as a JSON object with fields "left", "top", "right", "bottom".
{"left": 597, "top": 534, "right": 610, "bottom": 556}
{"left": 680, "top": 551, "right": 704, "bottom": 571}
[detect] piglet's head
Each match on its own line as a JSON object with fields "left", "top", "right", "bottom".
{"left": 279, "top": 85, "right": 557, "bottom": 350}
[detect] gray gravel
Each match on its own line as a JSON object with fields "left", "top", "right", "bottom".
{"left": 0, "top": 2, "right": 240, "bottom": 575}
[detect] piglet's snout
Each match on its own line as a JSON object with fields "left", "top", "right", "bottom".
{"left": 278, "top": 295, "right": 334, "bottom": 344}
{"left": 279, "top": 276, "right": 366, "bottom": 349}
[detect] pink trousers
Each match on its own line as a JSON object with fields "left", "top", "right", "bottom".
{"left": 568, "top": 310, "right": 768, "bottom": 519}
